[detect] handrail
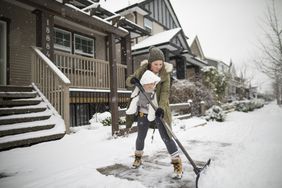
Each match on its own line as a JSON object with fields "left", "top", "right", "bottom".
{"left": 31, "top": 46, "right": 71, "bottom": 84}
{"left": 31, "top": 46, "right": 70, "bottom": 133}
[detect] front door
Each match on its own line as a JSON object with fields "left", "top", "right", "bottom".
{"left": 0, "top": 20, "right": 7, "bottom": 85}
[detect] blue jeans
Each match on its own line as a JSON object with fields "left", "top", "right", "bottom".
{"left": 135, "top": 114, "right": 178, "bottom": 156}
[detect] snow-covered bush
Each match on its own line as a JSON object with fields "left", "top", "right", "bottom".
{"left": 100, "top": 117, "right": 126, "bottom": 126}
{"left": 89, "top": 112, "right": 126, "bottom": 126}
{"left": 205, "top": 105, "right": 226, "bottom": 122}
{"left": 170, "top": 80, "right": 215, "bottom": 116}
{"left": 201, "top": 66, "right": 228, "bottom": 102}
{"left": 221, "top": 102, "right": 236, "bottom": 112}
{"left": 234, "top": 99, "right": 265, "bottom": 112}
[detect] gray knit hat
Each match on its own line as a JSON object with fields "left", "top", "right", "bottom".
{"left": 148, "top": 46, "right": 165, "bottom": 63}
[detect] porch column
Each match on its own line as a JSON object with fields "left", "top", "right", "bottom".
{"left": 34, "top": 10, "right": 54, "bottom": 61}
{"left": 162, "top": 49, "right": 170, "bottom": 62}
{"left": 175, "top": 56, "right": 186, "bottom": 79}
{"left": 121, "top": 34, "right": 133, "bottom": 76}
{"left": 108, "top": 33, "right": 119, "bottom": 135}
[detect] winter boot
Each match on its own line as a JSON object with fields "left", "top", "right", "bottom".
{"left": 171, "top": 156, "right": 183, "bottom": 179}
{"left": 132, "top": 150, "right": 143, "bottom": 169}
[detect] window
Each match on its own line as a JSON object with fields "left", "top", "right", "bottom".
{"left": 54, "top": 27, "right": 71, "bottom": 52}
{"left": 74, "top": 34, "right": 94, "bottom": 57}
{"left": 144, "top": 17, "right": 152, "bottom": 32}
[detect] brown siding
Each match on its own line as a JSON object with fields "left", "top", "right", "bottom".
{"left": 54, "top": 18, "right": 106, "bottom": 60}
{"left": 0, "top": 1, "right": 36, "bottom": 85}
{"left": 190, "top": 42, "right": 202, "bottom": 58}
{"left": 132, "top": 53, "right": 148, "bottom": 71}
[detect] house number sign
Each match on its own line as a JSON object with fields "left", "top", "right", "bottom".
{"left": 45, "top": 18, "right": 51, "bottom": 58}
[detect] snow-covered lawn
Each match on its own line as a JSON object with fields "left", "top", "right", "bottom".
{"left": 0, "top": 102, "right": 282, "bottom": 188}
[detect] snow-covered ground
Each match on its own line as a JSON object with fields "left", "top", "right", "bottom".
{"left": 0, "top": 102, "right": 282, "bottom": 188}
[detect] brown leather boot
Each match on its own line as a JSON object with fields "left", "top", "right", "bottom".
{"left": 171, "top": 156, "right": 183, "bottom": 179}
{"left": 132, "top": 150, "right": 143, "bottom": 169}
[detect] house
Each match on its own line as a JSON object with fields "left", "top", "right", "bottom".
{"left": 227, "top": 61, "right": 253, "bottom": 101}
{"left": 187, "top": 36, "right": 209, "bottom": 81}
{"left": 0, "top": 0, "right": 144, "bottom": 149}
{"left": 103, "top": 0, "right": 203, "bottom": 80}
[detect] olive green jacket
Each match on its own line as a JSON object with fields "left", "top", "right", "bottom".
{"left": 125, "top": 60, "right": 173, "bottom": 132}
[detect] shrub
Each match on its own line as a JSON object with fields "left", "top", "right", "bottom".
{"left": 201, "top": 66, "right": 228, "bottom": 102}
{"left": 170, "top": 80, "right": 215, "bottom": 116}
{"left": 205, "top": 105, "right": 226, "bottom": 122}
{"left": 233, "top": 99, "right": 265, "bottom": 112}
{"left": 89, "top": 112, "right": 126, "bottom": 126}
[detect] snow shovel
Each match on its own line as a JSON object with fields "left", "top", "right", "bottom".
{"left": 135, "top": 81, "right": 211, "bottom": 188}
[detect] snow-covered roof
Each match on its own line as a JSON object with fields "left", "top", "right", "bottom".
{"left": 98, "top": 0, "right": 146, "bottom": 13}
{"left": 64, "top": 3, "right": 129, "bottom": 35}
{"left": 183, "top": 53, "right": 208, "bottom": 68}
{"left": 132, "top": 28, "right": 182, "bottom": 51}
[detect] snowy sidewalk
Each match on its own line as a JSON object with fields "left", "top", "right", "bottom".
{"left": 0, "top": 103, "right": 282, "bottom": 188}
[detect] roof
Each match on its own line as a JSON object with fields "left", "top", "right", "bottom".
{"left": 132, "top": 28, "right": 182, "bottom": 51}
{"left": 205, "top": 57, "right": 230, "bottom": 67}
{"left": 98, "top": 0, "right": 146, "bottom": 13}
{"left": 65, "top": 1, "right": 149, "bottom": 37}
{"left": 190, "top": 36, "right": 205, "bottom": 59}
{"left": 182, "top": 53, "right": 208, "bottom": 68}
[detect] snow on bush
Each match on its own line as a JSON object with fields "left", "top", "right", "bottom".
{"left": 234, "top": 98, "right": 265, "bottom": 112}
{"left": 170, "top": 79, "right": 215, "bottom": 116}
{"left": 205, "top": 105, "right": 226, "bottom": 122}
{"left": 89, "top": 112, "right": 126, "bottom": 127}
{"left": 201, "top": 66, "right": 228, "bottom": 102}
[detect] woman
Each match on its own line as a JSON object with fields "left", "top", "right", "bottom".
{"left": 125, "top": 47, "right": 183, "bottom": 179}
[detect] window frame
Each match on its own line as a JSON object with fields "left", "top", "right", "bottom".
{"left": 74, "top": 33, "right": 95, "bottom": 57}
{"left": 54, "top": 27, "right": 72, "bottom": 52}
{"left": 144, "top": 17, "right": 153, "bottom": 32}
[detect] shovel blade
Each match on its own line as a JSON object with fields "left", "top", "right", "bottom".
{"left": 195, "top": 159, "right": 211, "bottom": 188}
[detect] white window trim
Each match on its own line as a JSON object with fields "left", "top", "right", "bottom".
{"left": 74, "top": 34, "right": 94, "bottom": 57}
{"left": 54, "top": 27, "right": 72, "bottom": 52}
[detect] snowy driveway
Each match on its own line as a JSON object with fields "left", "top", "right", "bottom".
{"left": 0, "top": 103, "right": 282, "bottom": 188}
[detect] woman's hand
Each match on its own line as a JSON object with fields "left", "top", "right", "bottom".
{"left": 143, "top": 83, "right": 155, "bottom": 92}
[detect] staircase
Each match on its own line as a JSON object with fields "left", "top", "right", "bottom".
{"left": 0, "top": 85, "right": 66, "bottom": 151}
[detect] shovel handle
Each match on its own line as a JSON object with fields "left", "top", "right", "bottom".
{"left": 135, "top": 83, "right": 201, "bottom": 173}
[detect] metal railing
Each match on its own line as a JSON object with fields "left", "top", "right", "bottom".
{"left": 54, "top": 51, "right": 127, "bottom": 89}
{"left": 31, "top": 46, "right": 71, "bottom": 133}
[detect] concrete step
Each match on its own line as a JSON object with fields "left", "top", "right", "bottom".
{"left": 0, "top": 106, "right": 47, "bottom": 116}
{"left": 0, "top": 99, "right": 42, "bottom": 107}
{"left": 0, "top": 85, "right": 33, "bottom": 92}
{"left": 0, "top": 85, "right": 66, "bottom": 151}
{"left": 0, "top": 113, "right": 51, "bottom": 125}
{"left": 0, "top": 123, "right": 55, "bottom": 137}
{"left": 0, "top": 92, "right": 37, "bottom": 99}
{"left": 0, "top": 132, "right": 65, "bottom": 151}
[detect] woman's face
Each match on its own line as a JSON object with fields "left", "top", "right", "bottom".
{"left": 150, "top": 60, "right": 163, "bottom": 74}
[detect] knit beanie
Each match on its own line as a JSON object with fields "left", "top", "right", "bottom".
{"left": 148, "top": 46, "right": 165, "bottom": 63}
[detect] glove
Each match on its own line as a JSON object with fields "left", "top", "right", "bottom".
{"left": 130, "top": 77, "right": 141, "bottom": 86}
{"left": 155, "top": 108, "right": 164, "bottom": 118}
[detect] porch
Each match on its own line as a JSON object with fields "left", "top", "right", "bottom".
{"left": 54, "top": 50, "right": 127, "bottom": 89}
{"left": 31, "top": 46, "right": 131, "bottom": 133}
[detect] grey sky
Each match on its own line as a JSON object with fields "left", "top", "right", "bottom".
{"left": 171, "top": 0, "right": 281, "bottom": 91}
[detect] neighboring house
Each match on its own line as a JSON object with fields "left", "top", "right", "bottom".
{"left": 227, "top": 61, "right": 253, "bottom": 101}
{"left": 0, "top": 0, "right": 143, "bottom": 149}
{"left": 109, "top": 0, "right": 203, "bottom": 80}
{"left": 188, "top": 36, "right": 208, "bottom": 81}
{"left": 205, "top": 57, "right": 230, "bottom": 74}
